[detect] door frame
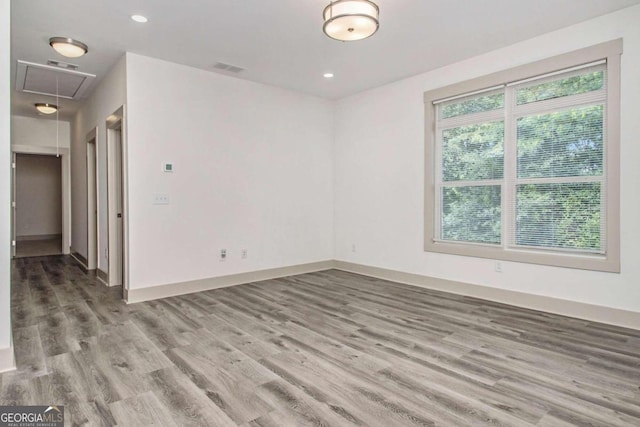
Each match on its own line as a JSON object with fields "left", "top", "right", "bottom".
{"left": 10, "top": 152, "right": 15, "bottom": 258}
{"left": 106, "top": 106, "right": 129, "bottom": 291}
{"left": 86, "top": 128, "right": 98, "bottom": 270}
{"left": 11, "top": 145, "right": 71, "bottom": 256}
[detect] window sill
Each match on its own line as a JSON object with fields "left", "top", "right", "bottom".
{"left": 424, "top": 240, "right": 619, "bottom": 273}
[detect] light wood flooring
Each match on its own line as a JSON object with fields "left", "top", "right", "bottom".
{"left": 1, "top": 255, "right": 639, "bottom": 426}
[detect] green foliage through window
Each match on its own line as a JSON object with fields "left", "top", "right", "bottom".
{"left": 516, "top": 183, "right": 602, "bottom": 251}
{"left": 435, "top": 64, "right": 606, "bottom": 253}
{"left": 517, "top": 105, "right": 604, "bottom": 178}
{"left": 516, "top": 71, "right": 603, "bottom": 105}
{"left": 441, "top": 186, "right": 501, "bottom": 244}
{"left": 441, "top": 93, "right": 504, "bottom": 119}
{"left": 442, "top": 121, "right": 504, "bottom": 181}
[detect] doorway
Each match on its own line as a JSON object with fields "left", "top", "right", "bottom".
{"left": 106, "top": 107, "right": 127, "bottom": 291}
{"left": 87, "top": 129, "right": 98, "bottom": 270}
{"left": 11, "top": 145, "right": 71, "bottom": 258}
{"left": 13, "top": 153, "right": 63, "bottom": 258}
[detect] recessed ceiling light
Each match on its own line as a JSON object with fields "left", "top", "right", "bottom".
{"left": 323, "top": 73, "right": 334, "bottom": 78}
{"left": 35, "top": 103, "right": 58, "bottom": 115}
{"left": 131, "top": 15, "right": 148, "bottom": 23}
{"left": 49, "top": 37, "right": 88, "bottom": 58}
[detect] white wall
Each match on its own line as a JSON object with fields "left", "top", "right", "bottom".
{"left": 0, "top": 0, "right": 12, "bottom": 370}
{"left": 126, "top": 53, "right": 334, "bottom": 289}
{"left": 15, "top": 154, "right": 62, "bottom": 238}
{"left": 12, "top": 116, "right": 70, "bottom": 148}
{"left": 334, "top": 5, "right": 640, "bottom": 313}
{"left": 71, "top": 56, "right": 126, "bottom": 271}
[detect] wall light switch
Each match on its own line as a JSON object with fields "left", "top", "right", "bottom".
{"left": 153, "top": 193, "right": 170, "bottom": 205}
{"left": 162, "top": 162, "right": 174, "bottom": 172}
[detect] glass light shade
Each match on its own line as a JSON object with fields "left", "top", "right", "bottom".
{"left": 35, "top": 103, "right": 58, "bottom": 115}
{"left": 49, "top": 37, "right": 88, "bottom": 58}
{"left": 323, "top": 0, "right": 379, "bottom": 41}
{"left": 131, "top": 15, "right": 148, "bottom": 23}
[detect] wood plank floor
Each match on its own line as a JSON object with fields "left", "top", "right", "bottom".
{"left": 15, "top": 237, "right": 62, "bottom": 258}
{"left": 2, "top": 256, "right": 639, "bottom": 426}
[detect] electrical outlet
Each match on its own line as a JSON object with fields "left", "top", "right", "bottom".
{"left": 241, "top": 249, "right": 248, "bottom": 259}
{"left": 220, "top": 249, "right": 227, "bottom": 261}
{"left": 495, "top": 261, "right": 503, "bottom": 273}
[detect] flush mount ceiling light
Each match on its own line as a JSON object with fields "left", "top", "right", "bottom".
{"left": 35, "top": 103, "right": 58, "bottom": 115}
{"left": 49, "top": 37, "right": 88, "bottom": 58}
{"left": 131, "top": 14, "right": 148, "bottom": 23}
{"left": 323, "top": 72, "right": 334, "bottom": 78}
{"left": 323, "top": 0, "right": 379, "bottom": 41}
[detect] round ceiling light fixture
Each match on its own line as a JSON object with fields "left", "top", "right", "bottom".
{"left": 323, "top": 0, "right": 379, "bottom": 42}
{"left": 49, "top": 37, "right": 88, "bottom": 58}
{"left": 131, "top": 15, "right": 148, "bottom": 23}
{"left": 35, "top": 103, "right": 58, "bottom": 115}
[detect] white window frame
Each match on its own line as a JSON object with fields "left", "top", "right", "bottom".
{"left": 424, "top": 40, "right": 622, "bottom": 272}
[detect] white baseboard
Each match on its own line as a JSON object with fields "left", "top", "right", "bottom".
{"left": 125, "top": 260, "right": 335, "bottom": 304}
{"left": 333, "top": 261, "right": 640, "bottom": 330}
{"left": 16, "top": 233, "right": 62, "bottom": 242}
{"left": 69, "top": 250, "right": 88, "bottom": 271}
{"left": 120, "top": 258, "right": 640, "bottom": 330}
{"left": 96, "top": 269, "right": 109, "bottom": 287}
{"left": 0, "top": 346, "right": 15, "bottom": 373}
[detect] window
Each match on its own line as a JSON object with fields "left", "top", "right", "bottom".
{"left": 424, "top": 40, "right": 621, "bottom": 272}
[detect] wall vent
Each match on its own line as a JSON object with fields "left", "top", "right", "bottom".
{"left": 16, "top": 60, "right": 95, "bottom": 99}
{"left": 212, "top": 62, "right": 245, "bottom": 73}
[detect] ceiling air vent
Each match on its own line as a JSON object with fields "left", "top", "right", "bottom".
{"left": 212, "top": 62, "right": 244, "bottom": 73}
{"left": 46, "top": 59, "right": 79, "bottom": 71}
{"left": 16, "top": 60, "right": 95, "bottom": 99}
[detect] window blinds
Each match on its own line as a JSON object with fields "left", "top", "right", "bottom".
{"left": 434, "top": 62, "right": 607, "bottom": 255}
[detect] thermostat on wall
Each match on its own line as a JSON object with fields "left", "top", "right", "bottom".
{"left": 162, "top": 162, "right": 174, "bottom": 172}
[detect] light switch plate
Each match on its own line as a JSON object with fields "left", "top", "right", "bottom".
{"left": 152, "top": 193, "right": 170, "bottom": 205}
{"left": 162, "top": 162, "right": 174, "bottom": 172}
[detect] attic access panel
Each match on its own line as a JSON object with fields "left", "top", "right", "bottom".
{"left": 15, "top": 60, "right": 96, "bottom": 99}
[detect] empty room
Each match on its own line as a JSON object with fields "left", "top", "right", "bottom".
{"left": 1, "top": 1, "right": 640, "bottom": 426}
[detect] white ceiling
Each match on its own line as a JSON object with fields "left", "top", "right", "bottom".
{"left": 11, "top": 0, "right": 640, "bottom": 120}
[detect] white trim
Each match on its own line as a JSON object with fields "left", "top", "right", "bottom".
{"left": 16, "top": 233, "right": 62, "bottom": 241}
{"left": 121, "top": 106, "right": 130, "bottom": 292}
{"left": 0, "top": 346, "right": 15, "bottom": 373}
{"left": 96, "top": 269, "right": 109, "bottom": 287}
{"left": 333, "top": 261, "right": 640, "bottom": 330}
{"left": 125, "top": 261, "right": 335, "bottom": 304}
{"left": 106, "top": 106, "right": 128, "bottom": 289}
{"left": 86, "top": 128, "right": 98, "bottom": 270}
{"left": 70, "top": 250, "right": 88, "bottom": 270}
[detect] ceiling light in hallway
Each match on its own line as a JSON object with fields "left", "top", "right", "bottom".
{"left": 49, "top": 37, "right": 88, "bottom": 58}
{"left": 131, "top": 15, "right": 148, "bottom": 23}
{"left": 34, "top": 103, "right": 58, "bottom": 114}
